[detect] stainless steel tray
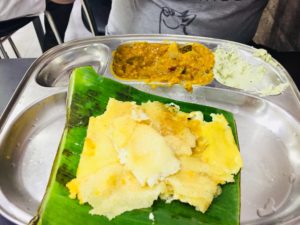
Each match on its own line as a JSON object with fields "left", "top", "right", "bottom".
{"left": 0, "top": 35, "right": 299, "bottom": 225}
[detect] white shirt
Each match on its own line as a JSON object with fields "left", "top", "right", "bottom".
{"left": 0, "top": 0, "right": 45, "bottom": 21}
{"left": 107, "top": 0, "right": 268, "bottom": 43}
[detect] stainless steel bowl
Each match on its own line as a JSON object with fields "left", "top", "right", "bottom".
{"left": 0, "top": 35, "right": 299, "bottom": 225}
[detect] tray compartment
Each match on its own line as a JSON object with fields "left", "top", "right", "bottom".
{"left": 104, "top": 39, "right": 289, "bottom": 97}
{"left": 36, "top": 43, "right": 111, "bottom": 87}
{"left": 1, "top": 85, "right": 299, "bottom": 225}
{"left": 0, "top": 93, "right": 66, "bottom": 224}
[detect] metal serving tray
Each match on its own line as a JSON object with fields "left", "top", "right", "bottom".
{"left": 0, "top": 35, "right": 299, "bottom": 225}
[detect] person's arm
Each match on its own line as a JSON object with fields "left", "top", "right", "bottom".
{"left": 0, "top": 0, "right": 45, "bottom": 21}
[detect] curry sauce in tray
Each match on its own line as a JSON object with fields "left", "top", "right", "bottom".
{"left": 111, "top": 42, "right": 215, "bottom": 91}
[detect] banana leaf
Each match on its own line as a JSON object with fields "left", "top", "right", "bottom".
{"left": 30, "top": 66, "right": 240, "bottom": 225}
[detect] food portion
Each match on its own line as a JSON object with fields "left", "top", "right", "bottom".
{"left": 66, "top": 98, "right": 242, "bottom": 220}
{"left": 213, "top": 45, "right": 289, "bottom": 96}
{"left": 111, "top": 42, "right": 215, "bottom": 91}
{"left": 111, "top": 41, "right": 288, "bottom": 96}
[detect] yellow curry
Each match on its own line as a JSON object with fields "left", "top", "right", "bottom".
{"left": 111, "top": 42, "right": 215, "bottom": 91}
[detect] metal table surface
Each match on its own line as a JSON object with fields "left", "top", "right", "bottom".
{"left": 0, "top": 53, "right": 299, "bottom": 225}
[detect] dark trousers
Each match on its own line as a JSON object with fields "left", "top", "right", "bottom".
{"left": 42, "top": 1, "right": 74, "bottom": 52}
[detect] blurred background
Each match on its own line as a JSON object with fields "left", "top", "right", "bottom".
{"left": 254, "top": 0, "right": 300, "bottom": 51}
{"left": 0, "top": 0, "right": 299, "bottom": 58}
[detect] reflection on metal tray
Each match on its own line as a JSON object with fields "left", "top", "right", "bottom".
{"left": 0, "top": 35, "right": 299, "bottom": 225}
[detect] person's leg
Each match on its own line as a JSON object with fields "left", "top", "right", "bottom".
{"left": 42, "top": 0, "right": 74, "bottom": 52}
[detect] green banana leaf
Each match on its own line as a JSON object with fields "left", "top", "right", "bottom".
{"left": 30, "top": 66, "right": 240, "bottom": 225}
